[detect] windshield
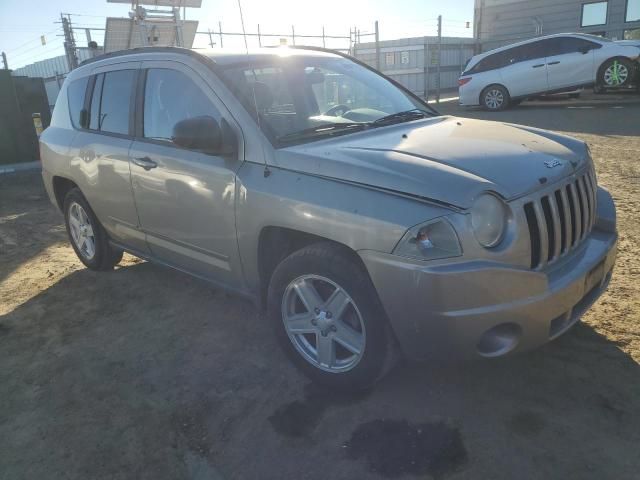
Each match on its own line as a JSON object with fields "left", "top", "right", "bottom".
{"left": 219, "top": 54, "right": 436, "bottom": 146}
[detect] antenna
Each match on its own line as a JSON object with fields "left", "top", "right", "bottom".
{"left": 236, "top": 0, "right": 271, "bottom": 177}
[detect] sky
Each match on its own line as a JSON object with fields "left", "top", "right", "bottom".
{"left": 0, "top": 0, "right": 474, "bottom": 69}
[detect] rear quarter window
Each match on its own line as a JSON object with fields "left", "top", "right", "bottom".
{"left": 66, "top": 76, "right": 89, "bottom": 128}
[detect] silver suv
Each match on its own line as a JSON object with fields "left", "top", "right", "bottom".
{"left": 40, "top": 46, "right": 617, "bottom": 389}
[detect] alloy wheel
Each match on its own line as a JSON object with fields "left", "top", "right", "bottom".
{"left": 281, "top": 275, "right": 366, "bottom": 373}
{"left": 485, "top": 89, "right": 504, "bottom": 110}
{"left": 68, "top": 202, "right": 96, "bottom": 260}
{"left": 603, "top": 61, "right": 629, "bottom": 86}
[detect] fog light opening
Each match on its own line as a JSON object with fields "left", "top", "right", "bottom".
{"left": 477, "top": 323, "right": 522, "bottom": 357}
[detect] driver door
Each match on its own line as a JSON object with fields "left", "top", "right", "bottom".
{"left": 128, "top": 61, "right": 245, "bottom": 289}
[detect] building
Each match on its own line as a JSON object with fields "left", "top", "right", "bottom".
{"left": 12, "top": 47, "right": 101, "bottom": 111}
{"left": 475, "top": 0, "right": 640, "bottom": 51}
{"left": 354, "top": 36, "right": 476, "bottom": 99}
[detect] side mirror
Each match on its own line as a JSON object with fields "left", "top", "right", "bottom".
{"left": 171, "top": 115, "right": 236, "bottom": 155}
{"left": 579, "top": 46, "right": 591, "bottom": 54}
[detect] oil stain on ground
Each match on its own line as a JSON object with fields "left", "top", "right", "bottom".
{"left": 344, "top": 419, "right": 467, "bottom": 478}
{"left": 269, "top": 383, "right": 369, "bottom": 438}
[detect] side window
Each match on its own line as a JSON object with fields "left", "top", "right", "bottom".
{"left": 66, "top": 76, "right": 89, "bottom": 128}
{"left": 98, "top": 70, "right": 135, "bottom": 135}
{"left": 525, "top": 40, "right": 550, "bottom": 60}
{"left": 89, "top": 73, "right": 104, "bottom": 131}
{"left": 143, "top": 68, "right": 222, "bottom": 142}
{"left": 469, "top": 51, "right": 509, "bottom": 73}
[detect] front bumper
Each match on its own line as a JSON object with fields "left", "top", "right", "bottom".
{"left": 360, "top": 222, "right": 617, "bottom": 361}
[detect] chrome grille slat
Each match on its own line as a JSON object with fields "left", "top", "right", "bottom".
{"left": 559, "top": 187, "right": 572, "bottom": 253}
{"left": 532, "top": 201, "right": 549, "bottom": 268}
{"left": 581, "top": 176, "right": 593, "bottom": 233}
{"left": 524, "top": 170, "right": 595, "bottom": 270}
{"left": 586, "top": 172, "right": 597, "bottom": 229}
{"left": 569, "top": 182, "right": 582, "bottom": 243}
{"left": 576, "top": 179, "right": 589, "bottom": 240}
{"left": 547, "top": 193, "right": 562, "bottom": 262}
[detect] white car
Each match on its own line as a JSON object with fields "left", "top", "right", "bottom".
{"left": 459, "top": 33, "right": 640, "bottom": 111}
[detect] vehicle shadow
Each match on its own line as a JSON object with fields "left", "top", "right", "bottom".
{"left": 1, "top": 259, "right": 639, "bottom": 480}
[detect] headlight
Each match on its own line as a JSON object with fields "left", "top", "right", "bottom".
{"left": 470, "top": 193, "right": 507, "bottom": 248}
{"left": 393, "top": 219, "right": 462, "bottom": 261}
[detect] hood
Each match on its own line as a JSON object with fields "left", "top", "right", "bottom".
{"left": 275, "top": 116, "right": 588, "bottom": 209}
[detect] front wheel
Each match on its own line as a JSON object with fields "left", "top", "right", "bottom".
{"left": 481, "top": 85, "right": 510, "bottom": 111}
{"left": 599, "top": 58, "right": 634, "bottom": 88}
{"left": 267, "top": 243, "right": 395, "bottom": 390}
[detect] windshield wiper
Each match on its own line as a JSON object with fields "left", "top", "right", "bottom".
{"left": 372, "top": 108, "right": 432, "bottom": 127}
{"left": 276, "top": 122, "right": 370, "bottom": 145}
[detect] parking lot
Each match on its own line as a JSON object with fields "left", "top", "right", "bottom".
{"left": 1, "top": 98, "right": 639, "bottom": 480}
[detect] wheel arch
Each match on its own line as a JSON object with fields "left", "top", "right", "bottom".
{"left": 52, "top": 176, "right": 80, "bottom": 211}
{"left": 256, "top": 226, "right": 369, "bottom": 310}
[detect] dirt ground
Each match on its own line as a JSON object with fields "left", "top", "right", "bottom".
{"left": 1, "top": 101, "right": 639, "bottom": 480}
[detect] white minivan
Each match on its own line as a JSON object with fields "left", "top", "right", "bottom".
{"left": 459, "top": 33, "right": 640, "bottom": 110}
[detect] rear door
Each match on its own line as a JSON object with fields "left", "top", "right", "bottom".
{"left": 128, "top": 61, "right": 245, "bottom": 288}
{"left": 544, "top": 37, "right": 598, "bottom": 90}
{"left": 68, "top": 62, "right": 148, "bottom": 253}
{"left": 500, "top": 40, "right": 549, "bottom": 97}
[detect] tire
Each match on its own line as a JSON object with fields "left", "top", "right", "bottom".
{"left": 63, "top": 188, "right": 123, "bottom": 271}
{"left": 481, "top": 85, "right": 510, "bottom": 111}
{"left": 598, "top": 58, "right": 634, "bottom": 88}
{"left": 267, "top": 242, "right": 394, "bottom": 391}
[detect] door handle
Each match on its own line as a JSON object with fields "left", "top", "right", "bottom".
{"left": 132, "top": 156, "right": 158, "bottom": 171}
{"left": 547, "top": 61, "right": 561, "bottom": 66}
{"left": 532, "top": 64, "right": 545, "bottom": 68}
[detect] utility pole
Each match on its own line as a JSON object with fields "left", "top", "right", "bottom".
{"left": 218, "top": 21, "right": 223, "bottom": 48}
{"left": 207, "top": 28, "right": 215, "bottom": 48}
{"left": 61, "top": 13, "right": 79, "bottom": 70}
{"left": 1, "top": 51, "right": 8, "bottom": 70}
{"left": 374, "top": 21, "right": 380, "bottom": 70}
{"left": 436, "top": 14, "right": 442, "bottom": 103}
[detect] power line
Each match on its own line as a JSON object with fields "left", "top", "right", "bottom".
{"left": 3, "top": 27, "right": 61, "bottom": 55}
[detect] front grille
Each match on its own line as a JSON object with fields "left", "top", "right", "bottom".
{"left": 524, "top": 170, "right": 597, "bottom": 269}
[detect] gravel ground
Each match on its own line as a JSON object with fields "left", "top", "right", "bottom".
{"left": 1, "top": 101, "right": 639, "bottom": 480}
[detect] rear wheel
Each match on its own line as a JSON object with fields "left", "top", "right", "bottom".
{"left": 481, "top": 85, "right": 510, "bottom": 111}
{"left": 599, "top": 58, "right": 634, "bottom": 88}
{"left": 267, "top": 243, "right": 395, "bottom": 390}
{"left": 64, "top": 188, "right": 123, "bottom": 271}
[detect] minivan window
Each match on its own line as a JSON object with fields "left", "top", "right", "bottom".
{"left": 143, "top": 68, "right": 222, "bottom": 142}
{"left": 67, "top": 76, "right": 89, "bottom": 128}
{"left": 545, "top": 37, "right": 600, "bottom": 56}
{"left": 466, "top": 50, "right": 510, "bottom": 74}
{"left": 512, "top": 40, "right": 547, "bottom": 62}
{"left": 97, "top": 70, "right": 135, "bottom": 135}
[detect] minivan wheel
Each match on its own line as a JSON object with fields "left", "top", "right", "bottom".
{"left": 481, "top": 85, "right": 510, "bottom": 111}
{"left": 63, "top": 188, "right": 123, "bottom": 271}
{"left": 267, "top": 243, "right": 394, "bottom": 390}
{"left": 599, "top": 58, "right": 634, "bottom": 88}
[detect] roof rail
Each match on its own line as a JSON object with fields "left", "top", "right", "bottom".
{"left": 79, "top": 46, "right": 205, "bottom": 67}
